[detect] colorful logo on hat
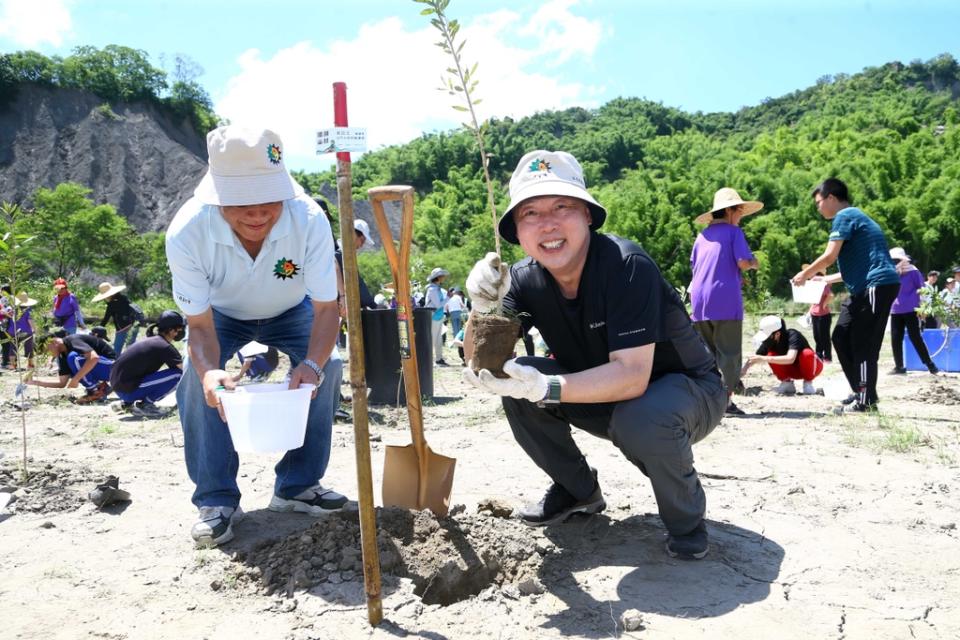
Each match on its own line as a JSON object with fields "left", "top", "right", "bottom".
{"left": 266, "top": 143, "right": 282, "bottom": 165}
{"left": 529, "top": 158, "right": 551, "bottom": 173}
{"left": 273, "top": 258, "right": 299, "bottom": 280}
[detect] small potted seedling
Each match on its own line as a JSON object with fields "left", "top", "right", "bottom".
{"left": 465, "top": 252, "right": 521, "bottom": 378}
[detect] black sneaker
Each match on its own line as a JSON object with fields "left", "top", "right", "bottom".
{"left": 192, "top": 506, "right": 244, "bottom": 548}
{"left": 834, "top": 402, "right": 877, "bottom": 415}
{"left": 888, "top": 367, "right": 907, "bottom": 375}
{"left": 666, "top": 520, "right": 709, "bottom": 560}
{"left": 725, "top": 402, "right": 746, "bottom": 416}
{"left": 518, "top": 471, "right": 606, "bottom": 527}
{"left": 928, "top": 362, "right": 940, "bottom": 375}
{"left": 334, "top": 407, "right": 351, "bottom": 421}
{"left": 841, "top": 394, "right": 858, "bottom": 406}
{"left": 131, "top": 400, "right": 166, "bottom": 418}
{"left": 435, "top": 359, "right": 449, "bottom": 366}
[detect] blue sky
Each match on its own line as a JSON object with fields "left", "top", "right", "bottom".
{"left": 2, "top": 0, "right": 958, "bottom": 171}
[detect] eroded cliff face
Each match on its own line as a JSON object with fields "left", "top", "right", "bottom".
{"left": 0, "top": 84, "right": 207, "bottom": 231}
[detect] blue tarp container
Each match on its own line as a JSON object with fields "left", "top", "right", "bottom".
{"left": 904, "top": 328, "right": 960, "bottom": 372}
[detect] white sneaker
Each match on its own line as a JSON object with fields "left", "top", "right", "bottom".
{"left": 802, "top": 381, "right": 817, "bottom": 395}
{"left": 268, "top": 485, "right": 349, "bottom": 516}
{"left": 774, "top": 380, "right": 796, "bottom": 395}
{"left": 192, "top": 505, "right": 244, "bottom": 548}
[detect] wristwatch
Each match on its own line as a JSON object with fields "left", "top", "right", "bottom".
{"left": 301, "top": 358, "right": 324, "bottom": 382}
{"left": 538, "top": 375, "right": 562, "bottom": 406}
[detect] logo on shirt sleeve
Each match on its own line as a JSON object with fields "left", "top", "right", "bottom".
{"left": 273, "top": 258, "right": 300, "bottom": 280}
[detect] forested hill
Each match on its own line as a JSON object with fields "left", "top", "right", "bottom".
{"left": 298, "top": 54, "right": 960, "bottom": 298}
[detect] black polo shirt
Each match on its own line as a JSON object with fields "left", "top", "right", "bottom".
{"left": 57, "top": 333, "right": 117, "bottom": 376}
{"left": 756, "top": 327, "right": 810, "bottom": 356}
{"left": 110, "top": 336, "right": 183, "bottom": 393}
{"left": 503, "top": 232, "right": 717, "bottom": 381}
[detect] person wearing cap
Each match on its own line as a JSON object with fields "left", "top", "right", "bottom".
{"left": 689, "top": 188, "right": 762, "bottom": 416}
{"left": 51, "top": 278, "right": 83, "bottom": 335}
{"left": 463, "top": 150, "right": 725, "bottom": 560}
{"left": 444, "top": 287, "right": 466, "bottom": 337}
{"left": 108, "top": 310, "right": 186, "bottom": 417}
{"left": 793, "top": 178, "right": 900, "bottom": 413}
{"left": 742, "top": 316, "right": 823, "bottom": 395}
{"left": 351, "top": 218, "right": 378, "bottom": 310}
{"left": 424, "top": 267, "right": 450, "bottom": 365}
{"left": 7, "top": 292, "right": 38, "bottom": 369}
{"left": 920, "top": 270, "right": 940, "bottom": 329}
{"left": 92, "top": 281, "right": 142, "bottom": 357}
{"left": 940, "top": 277, "right": 958, "bottom": 327}
{"left": 888, "top": 248, "right": 938, "bottom": 375}
{"left": 27, "top": 331, "right": 117, "bottom": 403}
{"left": 165, "top": 125, "right": 348, "bottom": 548}
{"left": 234, "top": 343, "right": 280, "bottom": 383}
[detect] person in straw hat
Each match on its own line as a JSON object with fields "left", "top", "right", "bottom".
{"left": 793, "top": 178, "right": 900, "bottom": 413}
{"left": 424, "top": 266, "right": 450, "bottom": 365}
{"left": 887, "top": 247, "right": 938, "bottom": 375}
{"left": 689, "top": 187, "right": 762, "bottom": 416}
{"left": 92, "top": 281, "right": 141, "bottom": 357}
{"left": 165, "top": 125, "right": 349, "bottom": 548}
{"left": 463, "top": 150, "right": 725, "bottom": 560}
{"left": 7, "top": 291, "right": 38, "bottom": 369}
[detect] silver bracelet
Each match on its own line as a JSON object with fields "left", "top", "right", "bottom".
{"left": 301, "top": 358, "right": 323, "bottom": 381}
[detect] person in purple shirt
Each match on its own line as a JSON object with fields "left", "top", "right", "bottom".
{"left": 689, "top": 188, "right": 761, "bottom": 415}
{"left": 888, "top": 247, "right": 938, "bottom": 375}
{"left": 7, "top": 291, "right": 37, "bottom": 369}
{"left": 51, "top": 277, "right": 83, "bottom": 335}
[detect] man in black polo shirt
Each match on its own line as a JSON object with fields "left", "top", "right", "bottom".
{"left": 464, "top": 150, "right": 726, "bottom": 560}
{"left": 28, "top": 332, "right": 117, "bottom": 403}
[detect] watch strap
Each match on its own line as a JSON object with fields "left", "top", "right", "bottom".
{"left": 301, "top": 358, "right": 323, "bottom": 380}
{"left": 540, "top": 375, "right": 562, "bottom": 405}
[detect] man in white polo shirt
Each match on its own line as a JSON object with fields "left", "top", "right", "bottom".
{"left": 166, "top": 125, "right": 347, "bottom": 548}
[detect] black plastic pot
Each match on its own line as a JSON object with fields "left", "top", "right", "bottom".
{"left": 361, "top": 307, "right": 434, "bottom": 405}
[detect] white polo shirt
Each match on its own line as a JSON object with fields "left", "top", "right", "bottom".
{"left": 166, "top": 194, "right": 337, "bottom": 321}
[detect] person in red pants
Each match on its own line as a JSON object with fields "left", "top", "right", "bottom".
{"left": 742, "top": 315, "right": 823, "bottom": 395}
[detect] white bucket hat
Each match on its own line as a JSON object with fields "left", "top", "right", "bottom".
{"left": 695, "top": 188, "right": 764, "bottom": 225}
{"left": 91, "top": 281, "right": 127, "bottom": 303}
{"left": 354, "top": 219, "right": 375, "bottom": 246}
{"left": 752, "top": 315, "right": 785, "bottom": 349}
{"left": 428, "top": 267, "right": 449, "bottom": 282}
{"left": 498, "top": 150, "right": 607, "bottom": 244}
{"left": 889, "top": 247, "right": 910, "bottom": 261}
{"left": 193, "top": 126, "right": 304, "bottom": 206}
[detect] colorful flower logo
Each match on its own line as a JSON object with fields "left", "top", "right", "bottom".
{"left": 529, "top": 158, "right": 551, "bottom": 173}
{"left": 273, "top": 258, "right": 300, "bottom": 280}
{"left": 266, "top": 143, "right": 282, "bottom": 165}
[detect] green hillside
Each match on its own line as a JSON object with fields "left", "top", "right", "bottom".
{"left": 298, "top": 54, "right": 960, "bottom": 299}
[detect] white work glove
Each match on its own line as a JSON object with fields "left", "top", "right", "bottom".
{"left": 466, "top": 252, "right": 511, "bottom": 314}
{"left": 462, "top": 359, "right": 549, "bottom": 403}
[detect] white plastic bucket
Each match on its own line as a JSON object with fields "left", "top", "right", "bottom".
{"left": 218, "top": 383, "right": 313, "bottom": 453}
{"left": 791, "top": 281, "right": 827, "bottom": 304}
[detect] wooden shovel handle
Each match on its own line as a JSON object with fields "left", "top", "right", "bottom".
{"left": 367, "top": 187, "right": 427, "bottom": 459}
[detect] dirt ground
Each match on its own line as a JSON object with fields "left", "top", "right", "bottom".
{"left": 1, "top": 335, "right": 958, "bottom": 640}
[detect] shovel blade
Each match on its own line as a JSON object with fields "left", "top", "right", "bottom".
{"left": 382, "top": 443, "right": 456, "bottom": 517}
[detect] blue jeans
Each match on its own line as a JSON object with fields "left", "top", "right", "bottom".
{"left": 66, "top": 352, "right": 113, "bottom": 389}
{"left": 113, "top": 325, "right": 140, "bottom": 357}
{"left": 176, "top": 299, "right": 342, "bottom": 509}
{"left": 449, "top": 310, "right": 462, "bottom": 337}
{"left": 116, "top": 368, "right": 182, "bottom": 404}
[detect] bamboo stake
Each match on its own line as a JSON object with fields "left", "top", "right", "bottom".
{"left": 333, "top": 81, "right": 382, "bottom": 626}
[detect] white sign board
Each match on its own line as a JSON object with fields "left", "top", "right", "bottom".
{"left": 316, "top": 127, "right": 367, "bottom": 154}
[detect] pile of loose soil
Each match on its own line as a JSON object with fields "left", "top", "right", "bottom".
{"left": 0, "top": 461, "right": 101, "bottom": 513}
{"left": 236, "top": 505, "right": 549, "bottom": 605}
{"left": 915, "top": 379, "right": 960, "bottom": 405}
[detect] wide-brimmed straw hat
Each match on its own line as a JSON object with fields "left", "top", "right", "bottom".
{"left": 14, "top": 291, "right": 37, "bottom": 307}
{"left": 498, "top": 150, "right": 607, "bottom": 245}
{"left": 695, "top": 188, "right": 764, "bottom": 225}
{"left": 91, "top": 281, "right": 127, "bottom": 302}
{"left": 193, "top": 126, "right": 304, "bottom": 206}
{"left": 428, "top": 267, "right": 449, "bottom": 282}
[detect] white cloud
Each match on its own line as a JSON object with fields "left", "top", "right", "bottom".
{"left": 215, "top": 4, "right": 604, "bottom": 171}
{"left": 0, "top": 0, "right": 72, "bottom": 47}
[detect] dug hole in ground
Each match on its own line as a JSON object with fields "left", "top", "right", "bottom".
{"left": 0, "top": 322, "right": 958, "bottom": 639}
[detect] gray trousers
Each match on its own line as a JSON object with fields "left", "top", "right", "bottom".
{"left": 693, "top": 319, "right": 743, "bottom": 393}
{"left": 502, "top": 357, "right": 726, "bottom": 535}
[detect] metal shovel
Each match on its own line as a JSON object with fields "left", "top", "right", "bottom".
{"left": 368, "top": 185, "right": 456, "bottom": 517}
